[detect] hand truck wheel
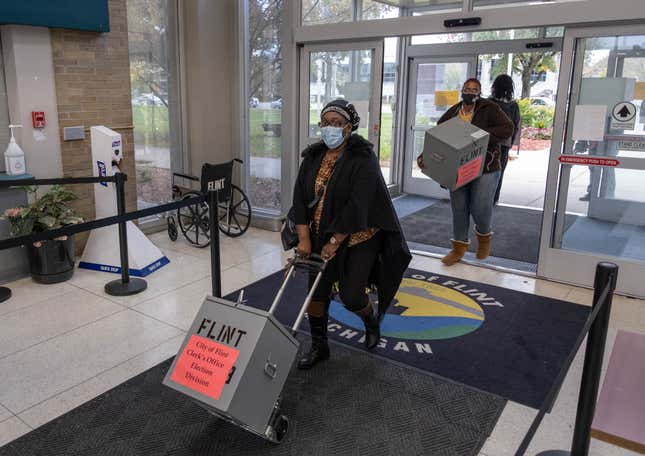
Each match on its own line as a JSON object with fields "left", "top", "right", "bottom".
{"left": 273, "top": 414, "right": 289, "bottom": 443}
{"left": 167, "top": 216, "right": 178, "bottom": 242}
{"left": 177, "top": 191, "right": 211, "bottom": 248}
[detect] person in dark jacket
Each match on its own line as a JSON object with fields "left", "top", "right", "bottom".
{"left": 489, "top": 74, "right": 521, "bottom": 204}
{"left": 418, "top": 78, "right": 513, "bottom": 266}
{"left": 292, "top": 99, "right": 412, "bottom": 370}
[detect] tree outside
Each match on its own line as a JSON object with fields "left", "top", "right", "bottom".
{"left": 127, "top": 0, "right": 174, "bottom": 207}
{"left": 248, "top": 0, "right": 284, "bottom": 211}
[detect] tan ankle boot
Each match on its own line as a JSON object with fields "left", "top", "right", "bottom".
{"left": 442, "top": 240, "right": 470, "bottom": 266}
{"left": 476, "top": 231, "right": 493, "bottom": 260}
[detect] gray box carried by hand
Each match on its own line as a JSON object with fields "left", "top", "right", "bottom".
{"left": 422, "top": 117, "right": 490, "bottom": 191}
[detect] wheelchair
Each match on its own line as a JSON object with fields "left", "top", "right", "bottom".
{"left": 167, "top": 159, "right": 252, "bottom": 247}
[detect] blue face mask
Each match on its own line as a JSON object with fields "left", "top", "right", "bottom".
{"left": 321, "top": 126, "right": 346, "bottom": 149}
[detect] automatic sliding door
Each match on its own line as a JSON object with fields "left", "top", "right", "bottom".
{"left": 539, "top": 25, "right": 645, "bottom": 297}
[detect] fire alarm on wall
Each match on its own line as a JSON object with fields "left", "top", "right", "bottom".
{"left": 32, "top": 111, "right": 46, "bottom": 129}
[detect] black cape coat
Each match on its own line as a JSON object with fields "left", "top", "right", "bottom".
{"left": 292, "top": 134, "right": 412, "bottom": 317}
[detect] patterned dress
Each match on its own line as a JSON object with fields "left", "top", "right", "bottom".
{"left": 313, "top": 153, "right": 378, "bottom": 247}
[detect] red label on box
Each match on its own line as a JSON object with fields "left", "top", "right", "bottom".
{"left": 456, "top": 155, "right": 483, "bottom": 188}
{"left": 170, "top": 334, "right": 239, "bottom": 400}
{"left": 559, "top": 155, "right": 619, "bottom": 167}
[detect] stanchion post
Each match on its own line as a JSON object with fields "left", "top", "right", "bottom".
{"left": 105, "top": 173, "right": 147, "bottom": 296}
{"left": 535, "top": 262, "right": 618, "bottom": 456}
{"left": 569, "top": 262, "right": 618, "bottom": 455}
{"left": 209, "top": 188, "right": 222, "bottom": 298}
{"left": 0, "top": 286, "right": 11, "bottom": 303}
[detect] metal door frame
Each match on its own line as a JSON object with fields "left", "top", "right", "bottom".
{"left": 298, "top": 41, "right": 384, "bottom": 156}
{"left": 400, "top": 37, "right": 563, "bottom": 198}
{"left": 403, "top": 55, "right": 477, "bottom": 197}
{"left": 538, "top": 23, "right": 645, "bottom": 298}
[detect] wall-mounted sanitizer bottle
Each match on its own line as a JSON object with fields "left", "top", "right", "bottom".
{"left": 4, "top": 125, "right": 26, "bottom": 176}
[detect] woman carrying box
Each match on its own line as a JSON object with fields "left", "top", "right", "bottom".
{"left": 417, "top": 78, "right": 513, "bottom": 265}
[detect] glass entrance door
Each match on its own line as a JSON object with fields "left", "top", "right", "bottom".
{"left": 299, "top": 42, "right": 384, "bottom": 155}
{"left": 539, "top": 25, "right": 645, "bottom": 297}
{"left": 403, "top": 57, "right": 475, "bottom": 197}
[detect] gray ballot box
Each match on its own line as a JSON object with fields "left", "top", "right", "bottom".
{"left": 421, "top": 116, "right": 490, "bottom": 191}
{"left": 163, "top": 255, "right": 326, "bottom": 443}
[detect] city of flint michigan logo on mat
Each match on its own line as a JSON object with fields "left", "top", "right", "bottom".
{"left": 328, "top": 273, "right": 503, "bottom": 355}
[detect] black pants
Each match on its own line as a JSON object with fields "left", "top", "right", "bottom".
{"left": 494, "top": 145, "right": 510, "bottom": 204}
{"left": 308, "top": 231, "right": 382, "bottom": 314}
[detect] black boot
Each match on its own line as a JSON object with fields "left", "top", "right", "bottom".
{"left": 297, "top": 315, "right": 330, "bottom": 370}
{"left": 358, "top": 306, "right": 380, "bottom": 350}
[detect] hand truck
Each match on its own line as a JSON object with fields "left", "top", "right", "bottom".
{"left": 163, "top": 253, "right": 327, "bottom": 443}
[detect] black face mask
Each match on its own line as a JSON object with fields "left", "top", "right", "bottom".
{"left": 462, "top": 93, "right": 478, "bottom": 105}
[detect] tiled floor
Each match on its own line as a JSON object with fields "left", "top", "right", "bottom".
{"left": 0, "top": 227, "right": 643, "bottom": 455}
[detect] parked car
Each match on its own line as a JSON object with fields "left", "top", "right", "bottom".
{"left": 270, "top": 98, "right": 282, "bottom": 109}
{"left": 530, "top": 97, "right": 555, "bottom": 107}
{"left": 132, "top": 93, "right": 166, "bottom": 106}
{"left": 249, "top": 97, "right": 259, "bottom": 108}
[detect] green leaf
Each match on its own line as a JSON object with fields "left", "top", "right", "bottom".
{"left": 37, "top": 215, "right": 57, "bottom": 228}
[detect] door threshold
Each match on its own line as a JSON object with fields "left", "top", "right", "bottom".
{"left": 495, "top": 202, "right": 544, "bottom": 212}
{"left": 408, "top": 241, "right": 537, "bottom": 277}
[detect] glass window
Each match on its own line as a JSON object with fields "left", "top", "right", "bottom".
{"left": 360, "top": 0, "right": 399, "bottom": 20}
{"left": 545, "top": 26, "right": 565, "bottom": 38}
{"left": 248, "top": 0, "right": 284, "bottom": 211}
{"left": 302, "top": 0, "right": 353, "bottom": 25}
{"left": 380, "top": 37, "right": 399, "bottom": 184}
{"left": 0, "top": 40, "right": 9, "bottom": 169}
{"left": 474, "top": 0, "right": 534, "bottom": 8}
{"left": 411, "top": 27, "right": 540, "bottom": 45}
{"left": 307, "top": 49, "right": 373, "bottom": 141}
{"left": 410, "top": 61, "right": 470, "bottom": 180}
{"left": 408, "top": 1, "right": 462, "bottom": 14}
{"left": 127, "top": 0, "right": 181, "bottom": 210}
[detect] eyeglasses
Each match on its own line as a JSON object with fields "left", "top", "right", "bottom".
{"left": 318, "top": 120, "right": 347, "bottom": 128}
{"left": 462, "top": 88, "right": 480, "bottom": 95}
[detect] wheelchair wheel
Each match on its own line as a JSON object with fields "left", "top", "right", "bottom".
{"left": 177, "top": 191, "right": 210, "bottom": 248}
{"left": 167, "top": 216, "right": 178, "bottom": 242}
{"left": 218, "top": 184, "right": 251, "bottom": 238}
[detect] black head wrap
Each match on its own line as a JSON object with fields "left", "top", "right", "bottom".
{"left": 321, "top": 99, "right": 361, "bottom": 131}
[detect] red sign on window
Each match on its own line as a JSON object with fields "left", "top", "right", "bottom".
{"left": 559, "top": 155, "right": 619, "bottom": 167}
{"left": 170, "top": 335, "right": 240, "bottom": 400}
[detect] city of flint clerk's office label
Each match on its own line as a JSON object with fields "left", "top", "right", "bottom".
{"left": 170, "top": 335, "right": 239, "bottom": 400}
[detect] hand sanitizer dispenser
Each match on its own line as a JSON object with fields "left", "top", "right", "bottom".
{"left": 4, "top": 125, "right": 26, "bottom": 176}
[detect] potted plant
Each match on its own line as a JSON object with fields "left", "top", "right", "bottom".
{"left": 2, "top": 185, "right": 84, "bottom": 284}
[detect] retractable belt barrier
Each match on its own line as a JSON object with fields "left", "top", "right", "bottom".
{"left": 515, "top": 262, "right": 618, "bottom": 456}
{"left": 0, "top": 193, "right": 205, "bottom": 251}
{"left": 0, "top": 173, "right": 211, "bottom": 298}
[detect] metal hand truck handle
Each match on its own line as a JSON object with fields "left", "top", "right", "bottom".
{"left": 268, "top": 251, "right": 327, "bottom": 336}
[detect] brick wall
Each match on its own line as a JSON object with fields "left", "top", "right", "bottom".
{"left": 51, "top": 0, "right": 136, "bottom": 251}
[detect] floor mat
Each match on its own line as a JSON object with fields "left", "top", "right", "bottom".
{"left": 0, "top": 340, "right": 506, "bottom": 456}
{"left": 399, "top": 199, "right": 576, "bottom": 264}
{"left": 227, "top": 268, "right": 589, "bottom": 409}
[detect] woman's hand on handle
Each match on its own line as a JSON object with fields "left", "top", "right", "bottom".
{"left": 297, "top": 237, "right": 312, "bottom": 259}
{"left": 295, "top": 224, "right": 312, "bottom": 258}
{"left": 321, "top": 242, "right": 339, "bottom": 261}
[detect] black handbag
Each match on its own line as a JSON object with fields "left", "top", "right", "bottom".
{"left": 282, "top": 184, "right": 325, "bottom": 251}
{"left": 281, "top": 207, "right": 298, "bottom": 251}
